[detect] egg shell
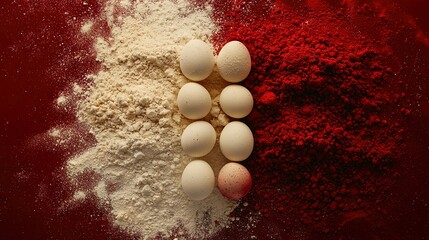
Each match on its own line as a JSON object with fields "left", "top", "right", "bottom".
{"left": 217, "top": 162, "right": 252, "bottom": 200}
{"left": 181, "top": 121, "right": 216, "bottom": 157}
{"left": 180, "top": 39, "right": 215, "bottom": 81}
{"left": 181, "top": 160, "right": 215, "bottom": 201}
{"left": 219, "top": 85, "right": 253, "bottom": 118}
{"left": 217, "top": 41, "right": 251, "bottom": 83}
{"left": 177, "top": 82, "right": 212, "bottom": 119}
{"left": 219, "top": 121, "right": 254, "bottom": 161}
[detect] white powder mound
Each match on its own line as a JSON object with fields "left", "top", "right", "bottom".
{"left": 67, "top": 0, "right": 236, "bottom": 239}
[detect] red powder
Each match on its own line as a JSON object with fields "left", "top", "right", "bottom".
{"left": 212, "top": 0, "right": 410, "bottom": 233}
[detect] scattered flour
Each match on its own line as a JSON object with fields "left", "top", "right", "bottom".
{"left": 54, "top": 83, "right": 85, "bottom": 111}
{"left": 80, "top": 20, "right": 94, "bottom": 34}
{"left": 73, "top": 191, "right": 87, "bottom": 201}
{"left": 72, "top": 83, "right": 83, "bottom": 94}
{"left": 56, "top": 95, "right": 68, "bottom": 107}
{"left": 67, "top": 0, "right": 237, "bottom": 239}
{"left": 49, "top": 128, "right": 62, "bottom": 138}
{"left": 46, "top": 125, "right": 91, "bottom": 150}
{"left": 49, "top": 127, "right": 72, "bottom": 146}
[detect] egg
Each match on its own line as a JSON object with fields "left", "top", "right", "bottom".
{"left": 219, "top": 121, "right": 254, "bottom": 161}
{"left": 177, "top": 82, "right": 212, "bottom": 119}
{"left": 219, "top": 85, "right": 253, "bottom": 118}
{"left": 181, "top": 160, "right": 215, "bottom": 200}
{"left": 216, "top": 41, "right": 251, "bottom": 83}
{"left": 217, "top": 162, "right": 252, "bottom": 200}
{"left": 181, "top": 121, "right": 216, "bottom": 157}
{"left": 180, "top": 39, "right": 215, "bottom": 81}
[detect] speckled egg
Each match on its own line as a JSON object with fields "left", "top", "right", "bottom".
{"left": 217, "top": 162, "right": 252, "bottom": 200}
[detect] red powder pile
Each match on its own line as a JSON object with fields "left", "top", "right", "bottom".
{"left": 212, "top": 0, "right": 409, "bottom": 231}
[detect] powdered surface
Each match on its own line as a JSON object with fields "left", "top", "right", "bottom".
{"left": 67, "top": 0, "right": 237, "bottom": 238}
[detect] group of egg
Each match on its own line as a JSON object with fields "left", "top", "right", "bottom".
{"left": 177, "top": 39, "right": 254, "bottom": 201}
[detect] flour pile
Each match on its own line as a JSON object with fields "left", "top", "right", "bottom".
{"left": 67, "top": 0, "right": 237, "bottom": 238}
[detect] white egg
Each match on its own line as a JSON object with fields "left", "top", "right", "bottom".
{"left": 220, "top": 85, "right": 253, "bottom": 118}
{"left": 217, "top": 41, "right": 251, "bottom": 83}
{"left": 219, "top": 121, "right": 254, "bottom": 161}
{"left": 177, "top": 82, "right": 212, "bottom": 119}
{"left": 181, "top": 160, "right": 215, "bottom": 200}
{"left": 180, "top": 39, "right": 215, "bottom": 81}
{"left": 181, "top": 121, "right": 216, "bottom": 157}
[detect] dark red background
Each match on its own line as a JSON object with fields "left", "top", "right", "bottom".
{"left": 0, "top": 0, "right": 428, "bottom": 239}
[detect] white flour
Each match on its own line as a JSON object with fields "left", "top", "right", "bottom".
{"left": 66, "top": 0, "right": 237, "bottom": 239}
{"left": 80, "top": 20, "right": 94, "bottom": 34}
